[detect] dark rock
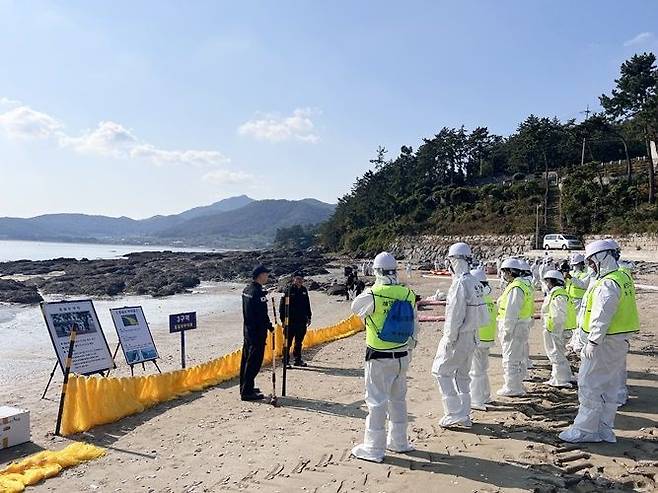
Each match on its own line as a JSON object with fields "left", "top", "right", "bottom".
{"left": 0, "top": 279, "right": 43, "bottom": 304}
{"left": 0, "top": 249, "right": 333, "bottom": 302}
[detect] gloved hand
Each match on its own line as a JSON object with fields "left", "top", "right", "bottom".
{"left": 582, "top": 341, "right": 597, "bottom": 359}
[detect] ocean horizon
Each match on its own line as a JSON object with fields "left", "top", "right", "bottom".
{"left": 0, "top": 239, "right": 219, "bottom": 262}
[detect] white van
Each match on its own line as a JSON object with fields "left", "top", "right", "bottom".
{"left": 543, "top": 234, "right": 583, "bottom": 251}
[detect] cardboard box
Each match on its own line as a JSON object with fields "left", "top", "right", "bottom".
{"left": 0, "top": 406, "right": 30, "bottom": 449}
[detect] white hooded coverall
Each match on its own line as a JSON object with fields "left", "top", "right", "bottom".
{"left": 350, "top": 276, "right": 418, "bottom": 462}
{"left": 541, "top": 287, "right": 574, "bottom": 387}
{"left": 497, "top": 279, "right": 528, "bottom": 396}
{"left": 470, "top": 284, "right": 495, "bottom": 409}
{"left": 520, "top": 274, "right": 535, "bottom": 376}
{"left": 431, "top": 259, "right": 486, "bottom": 427}
{"left": 560, "top": 256, "right": 631, "bottom": 443}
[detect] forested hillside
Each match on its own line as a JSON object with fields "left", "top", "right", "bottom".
{"left": 322, "top": 53, "right": 658, "bottom": 254}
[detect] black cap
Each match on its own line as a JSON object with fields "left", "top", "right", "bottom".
{"left": 252, "top": 264, "right": 271, "bottom": 279}
{"left": 293, "top": 270, "right": 304, "bottom": 278}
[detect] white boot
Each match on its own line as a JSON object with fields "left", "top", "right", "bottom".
{"left": 352, "top": 428, "right": 386, "bottom": 463}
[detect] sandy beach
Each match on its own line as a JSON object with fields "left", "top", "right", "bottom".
{"left": 1, "top": 269, "right": 657, "bottom": 492}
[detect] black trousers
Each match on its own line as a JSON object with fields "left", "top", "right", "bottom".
{"left": 286, "top": 323, "right": 308, "bottom": 362}
{"left": 239, "top": 333, "right": 266, "bottom": 396}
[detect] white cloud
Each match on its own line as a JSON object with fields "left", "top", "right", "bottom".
{"left": 131, "top": 145, "right": 229, "bottom": 167}
{"left": 0, "top": 105, "right": 63, "bottom": 139}
{"left": 238, "top": 107, "right": 320, "bottom": 143}
{"left": 61, "top": 121, "right": 138, "bottom": 156}
{"left": 624, "top": 32, "right": 655, "bottom": 47}
{"left": 0, "top": 99, "right": 230, "bottom": 167}
{"left": 202, "top": 169, "right": 254, "bottom": 185}
{"left": 0, "top": 97, "right": 22, "bottom": 107}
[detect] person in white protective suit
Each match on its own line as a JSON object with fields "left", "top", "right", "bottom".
{"left": 531, "top": 259, "right": 542, "bottom": 289}
{"left": 496, "top": 258, "right": 507, "bottom": 290}
{"left": 431, "top": 242, "right": 486, "bottom": 428}
{"left": 564, "top": 253, "right": 591, "bottom": 312}
{"left": 569, "top": 242, "right": 629, "bottom": 405}
{"left": 559, "top": 240, "right": 640, "bottom": 443}
{"left": 497, "top": 258, "right": 534, "bottom": 397}
{"left": 518, "top": 259, "right": 536, "bottom": 376}
{"left": 604, "top": 239, "right": 632, "bottom": 406}
{"left": 350, "top": 252, "right": 418, "bottom": 462}
{"left": 563, "top": 253, "right": 591, "bottom": 353}
{"left": 540, "top": 270, "right": 576, "bottom": 388}
{"left": 469, "top": 269, "right": 497, "bottom": 410}
{"left": 540, "top": 257, "right": 554, "bottom": 293}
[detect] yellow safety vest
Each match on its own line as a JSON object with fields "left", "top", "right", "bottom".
{"left": 566, "top": 271, "right": 587, "bottom": 300}
{"left": 582, "top": 270, "right": 639, "bottom": 335}
{"left": 479, "top": 294, "right": 497, "bottom": 342}
{"left": 546, "top": 287, "right": 577, "bottom": 332}
{"left": 498, "top": 278, "right": 533, "bottom": 321}
{"left": 365, "top": 284, "right": 415, "bottom": 350}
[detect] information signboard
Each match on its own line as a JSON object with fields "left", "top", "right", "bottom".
{"left": 41, "top": 300, "right": 115, "bottom": 375}
{"left": 110, "top": 306, "right": 159, "bottom": 365}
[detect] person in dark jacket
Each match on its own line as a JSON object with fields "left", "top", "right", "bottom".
{"left": 240, "top": 265, "right": 274, "bottom": 401}
{"left": 279, "top": 271, "right": 313, "bottom": 367}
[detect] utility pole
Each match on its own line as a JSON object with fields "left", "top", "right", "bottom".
{"left": 580, "top": 105, "right": 591, "bottom": 166}
{"left": 535, "top": 203, "right": 542, "bottom": 249}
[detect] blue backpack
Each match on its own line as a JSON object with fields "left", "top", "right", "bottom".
{"left": 378, "top": 295, "right": 415, "bottom": 344}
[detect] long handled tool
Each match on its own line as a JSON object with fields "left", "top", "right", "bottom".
{"left": 269, "top": 298, "right": 280, "bottom": 407}
{"left": 282, "top": 285, "right": 291, "bottom": 396}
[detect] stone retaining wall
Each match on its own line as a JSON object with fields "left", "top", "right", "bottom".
{"left": 390, "top": 233, "right": 658, "bottom": 264}
{"left": 584, "top": 234, "right": 658, "bottom": 252}
{"left": 390, "top": 234, "right": 534, "bottom": 263}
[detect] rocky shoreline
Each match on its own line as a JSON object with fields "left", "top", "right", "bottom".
{"left": 0, "top": 249, "right": 334, "bottom": 304}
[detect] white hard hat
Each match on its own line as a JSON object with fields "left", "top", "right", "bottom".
{"left": 569, "top": 253, "right": 585, "bottom": 265}
{"left": 585, "top": 240, "right": 614, "bottom": 259}
{"left": 606, "top": 239, "right": 620, "bottom": 250}
{"left": 447, "top": 242, "right": 472, "bottom": 258}
{"left": 543, "top": 269, "right": 565, "bottom": 282}
{"left": 518, "top": 259, "right": 531, "bottom": 271}
{"left": 373, "top": 251, "right": 397, "bottom": 270}
{"left": 500, "top": 258, "right": 521, "bottom": 270}
{"left": 470, "top": 269, "right": 487, "bottom": 282}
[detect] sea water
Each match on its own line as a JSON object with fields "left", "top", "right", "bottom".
{"left": 0, "top": 239, "right": 215, "bottom": 262}
{"left": 0, "top": 275, "right": 245, "bottom": 393}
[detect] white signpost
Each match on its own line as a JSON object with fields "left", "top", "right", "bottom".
{"left": 41, "top": 299, "right": 115, "bottom": 400}
{"left": 110, "top": 306, "right": 161, "bottom": 374}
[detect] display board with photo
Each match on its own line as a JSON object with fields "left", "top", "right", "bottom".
{"left": 110, "top": 306, "right": 159, "bottom": 365}
{"left": 41, "top": 300, "right": 115, "bottom": 375}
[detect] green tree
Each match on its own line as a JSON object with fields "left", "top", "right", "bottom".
{"left": 600, "top": 53, "right": 658, "bottom": 202}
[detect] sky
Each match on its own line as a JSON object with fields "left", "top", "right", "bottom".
{"left": 1, "top": 0, "right": 657, "bottom": 219}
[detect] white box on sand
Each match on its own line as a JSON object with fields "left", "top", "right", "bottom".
{"left": 0, "top": 406, "right": 30, "bottom": 449}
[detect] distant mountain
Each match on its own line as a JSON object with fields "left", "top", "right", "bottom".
{"left": 0, "top": 195, "right": 335, "bottom": 248}
{"left": 137, "top": 195, "right": 255, "bottom": 234}
{"left": 157, "top": 199, "right": 336, "bottom": 238}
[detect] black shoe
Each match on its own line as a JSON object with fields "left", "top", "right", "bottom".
{"left": 241, "top": 392, "right": 265, "bottom": 401}
{"left": 253, "top": 387, "right": 261, "bottom": 394}
{"left": 293, "top": 360, "right": 308, "bottom": 367}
